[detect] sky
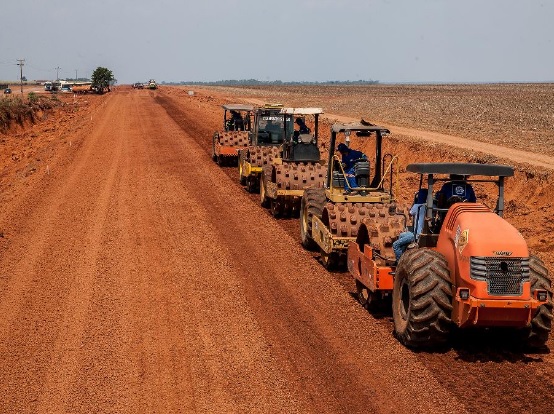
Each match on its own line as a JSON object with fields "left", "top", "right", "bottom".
{"left": 1, "top": 0, "right": 553, "bottom": 84}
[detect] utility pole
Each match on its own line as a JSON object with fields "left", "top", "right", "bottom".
{"left": 75, "top": 69, "right": 78, "bottom": 81}
{"left": 17, "top": 59, "right": 25, "bottom": 95}
{"left": 55, "top": 66, "right": 61, "bottom": 81}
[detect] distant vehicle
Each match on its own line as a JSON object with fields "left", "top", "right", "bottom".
{"left": 51, "top": 80, "right": 62, "bottom": 91}
{"left": 44, "top": 82, "right": 53, "bottom": 91}
{"left": 72, "top": 83, "right": 92, "bottom": 94}
{"left": 211, "top": 103, "right": 254, "bottom": 166}
{"left": 132, "top": 82, "right": 144, "bottom": 89}
{"left": 238, "top": 103, "right": 287, "bottom": 192}
{"left": 51, "top": 80, "right": 73, "bottom": 92}
{"left": 4, "top": 87, "right": 11, "bottom": 94}
{"left": 148, "top": 79, "right": 157, "bottom": 90}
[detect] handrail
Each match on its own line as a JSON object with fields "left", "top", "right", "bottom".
{"left": 377, "top": 155, "right": 398, "bottom": 192}
{"left": 332, "top": 155, "right": 386, "bottom": 193}
{"left": 333, "top": 155, "right": 354, "bottom": 190}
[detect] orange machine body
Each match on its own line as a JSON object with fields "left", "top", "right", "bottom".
{"left": 347, "top": 243, "right": 394, "bottom": 293}
{"left": 436, "top": 203, "right": 543, "bottom": 328}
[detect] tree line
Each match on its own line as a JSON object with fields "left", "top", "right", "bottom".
{"left": 161, "top": 79, "right": 379, "bottom": 86}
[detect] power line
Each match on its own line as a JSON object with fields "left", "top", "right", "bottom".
{"left": 16, "top": 59, "right": 25, "bottom": 95}
{"left": 26, "top": 62, "right": 56, "bottom": 73}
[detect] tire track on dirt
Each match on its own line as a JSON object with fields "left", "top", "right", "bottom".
{"left": 55, "top": 91, "right": 203, "bottom": 413}
{"left": 0, "top": 94, "right": 126, "bottom": 412}
{"left": 0, "top": 99, "right": 107, "bottom": 341}
{"left": 151, "top": 93, "right": 358, "bottom": 412}
{"left": 155, "top": 92, "right": 469, "bottom": 414}
{"left": 36, "top": 95, "right": 126, "bottom": 412}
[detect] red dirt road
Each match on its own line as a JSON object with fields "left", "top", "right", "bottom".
{"left": 0, "top": 88, "right": 553, "bottom": 413}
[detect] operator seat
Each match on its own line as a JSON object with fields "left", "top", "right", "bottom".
{"left": 354, "top": 160, "right": 370, "bottom": 187}
{"left": 290, "top": 134, "right": 320, "bottom": 162}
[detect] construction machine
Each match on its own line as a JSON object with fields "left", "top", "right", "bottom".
{"left": 238, "top": 103, "right": 289, "bottom": 193}
{"left": 348, "top": 162, "right": 552, "bottom": 348}
{"left": 212, "top": 104, "right": 254, "bottom": 166}
{"left": 259, "top": 107, "right": 326, "bottom": 217}
{"left": 299, "top": 122, "right": 402, "bottom": 269}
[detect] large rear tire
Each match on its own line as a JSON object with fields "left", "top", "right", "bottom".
{"left": 246, "top": 176, "right": 258, "bottom": 193}
{"left": 212, "top": 134, "right": 218, "bottom": 162}
{"left": 525, "top": 256, "right": 553, "bottom": 348}
{"left": 239, "top": 162, "right": 246, "bottom": 185}
{"left": 320, "top": 248, "right": 339, "bottom": 270}
{"left": 300, "top": 187, "right": 326, "bottom": 251}
{"left": 392, "top": 249, "right": 453, "bottom": 348}
{"left": 270, "top": 198, "right": 281, "bottom": 218}
{"left": 260, "top": 179, "right": 270, "bottom": 208}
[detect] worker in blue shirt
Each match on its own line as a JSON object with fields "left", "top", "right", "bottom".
{"left": 393, "top": 189, "right": 428, "bottom": 263}
{"left": 436, "top": 174, "right": 476, "bottom": 207}
{"left": 337, "top": 143, "right": 367, "bottom": 193}
{"left": 295, "top": 117, "right": 310, "bottom": 134}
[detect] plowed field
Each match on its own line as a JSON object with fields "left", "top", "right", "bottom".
{"left": 0, "top": 85, "right": 553, "bottom": 414}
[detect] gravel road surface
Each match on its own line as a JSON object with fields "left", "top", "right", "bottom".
{"left": 0, "top": 87, "right": 552, "bottom": 413}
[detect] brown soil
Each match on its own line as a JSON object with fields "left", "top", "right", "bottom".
{"left": 0, "top": 85, "right": 553, "bottom": 414}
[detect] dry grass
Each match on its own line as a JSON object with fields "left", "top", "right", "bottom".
{"left": 0, "top": 94, "right": 59, "bottom": 130}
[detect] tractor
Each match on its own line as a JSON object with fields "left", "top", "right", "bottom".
{"left": 347, "top": 163, "right": 552, "bottom": 348}
{"left": 212, "top": 104, "right": 254, "bottom": 167}
{"left": 238, "top": 103, "right": 290, "bottom": 193}
{"left": 259, "top": 107, "right": 326, "bottom": 217}
{"left": 299, "top": 121, "right": 402, "bottom": 269}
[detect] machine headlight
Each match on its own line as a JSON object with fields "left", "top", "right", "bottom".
{"left": 459, "top": 288, "right": 470, "bottom": 300}
{"left": 536, "top": 290, "right": 548, "bottom": 302}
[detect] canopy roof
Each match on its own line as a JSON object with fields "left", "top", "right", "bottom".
{"left": 331, "top": 122, "right": 389, "bottom": 134}
{"left": 280, "top": 107, "right": 323, "bottom": 115}
{"left": 406, "top": 163, "right": 514, "bottom": 177}
{"left": 222, "top": 104, "right": 254, "bottom": 111}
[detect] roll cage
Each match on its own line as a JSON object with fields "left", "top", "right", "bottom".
{"left": 406, "top": 163, "right": 515, "bottom": 239}
{"left": 326, "top": 123, "right": 392, "bottom": 193}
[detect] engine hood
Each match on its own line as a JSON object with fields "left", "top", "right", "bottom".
{"left": 442, "top": 205, "right": 528, "bottom": 259}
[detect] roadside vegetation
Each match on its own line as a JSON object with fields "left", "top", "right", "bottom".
{"left": 0, "top": 93, "right": 59, "bottom": 131}
{"left": 91, "top": 67, "right": 115, "bottom": 94}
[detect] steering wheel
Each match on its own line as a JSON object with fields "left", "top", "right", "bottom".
{"left": 446, "top": 195, "right": 466, "bottom": 206}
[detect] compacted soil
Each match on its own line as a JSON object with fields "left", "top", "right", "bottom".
{"left": 0, "top": 85, "right": 553, "bottom": 414}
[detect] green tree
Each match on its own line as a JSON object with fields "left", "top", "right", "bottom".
{"left": 91, "top": 67, "right": 114, "bottom": 93}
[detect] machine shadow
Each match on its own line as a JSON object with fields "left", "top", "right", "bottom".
{"left": 450, "top": 328, "right": 550, "bottom": 362}
{"left": 346, "top": 295, "right": 551, "bottom": 361}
